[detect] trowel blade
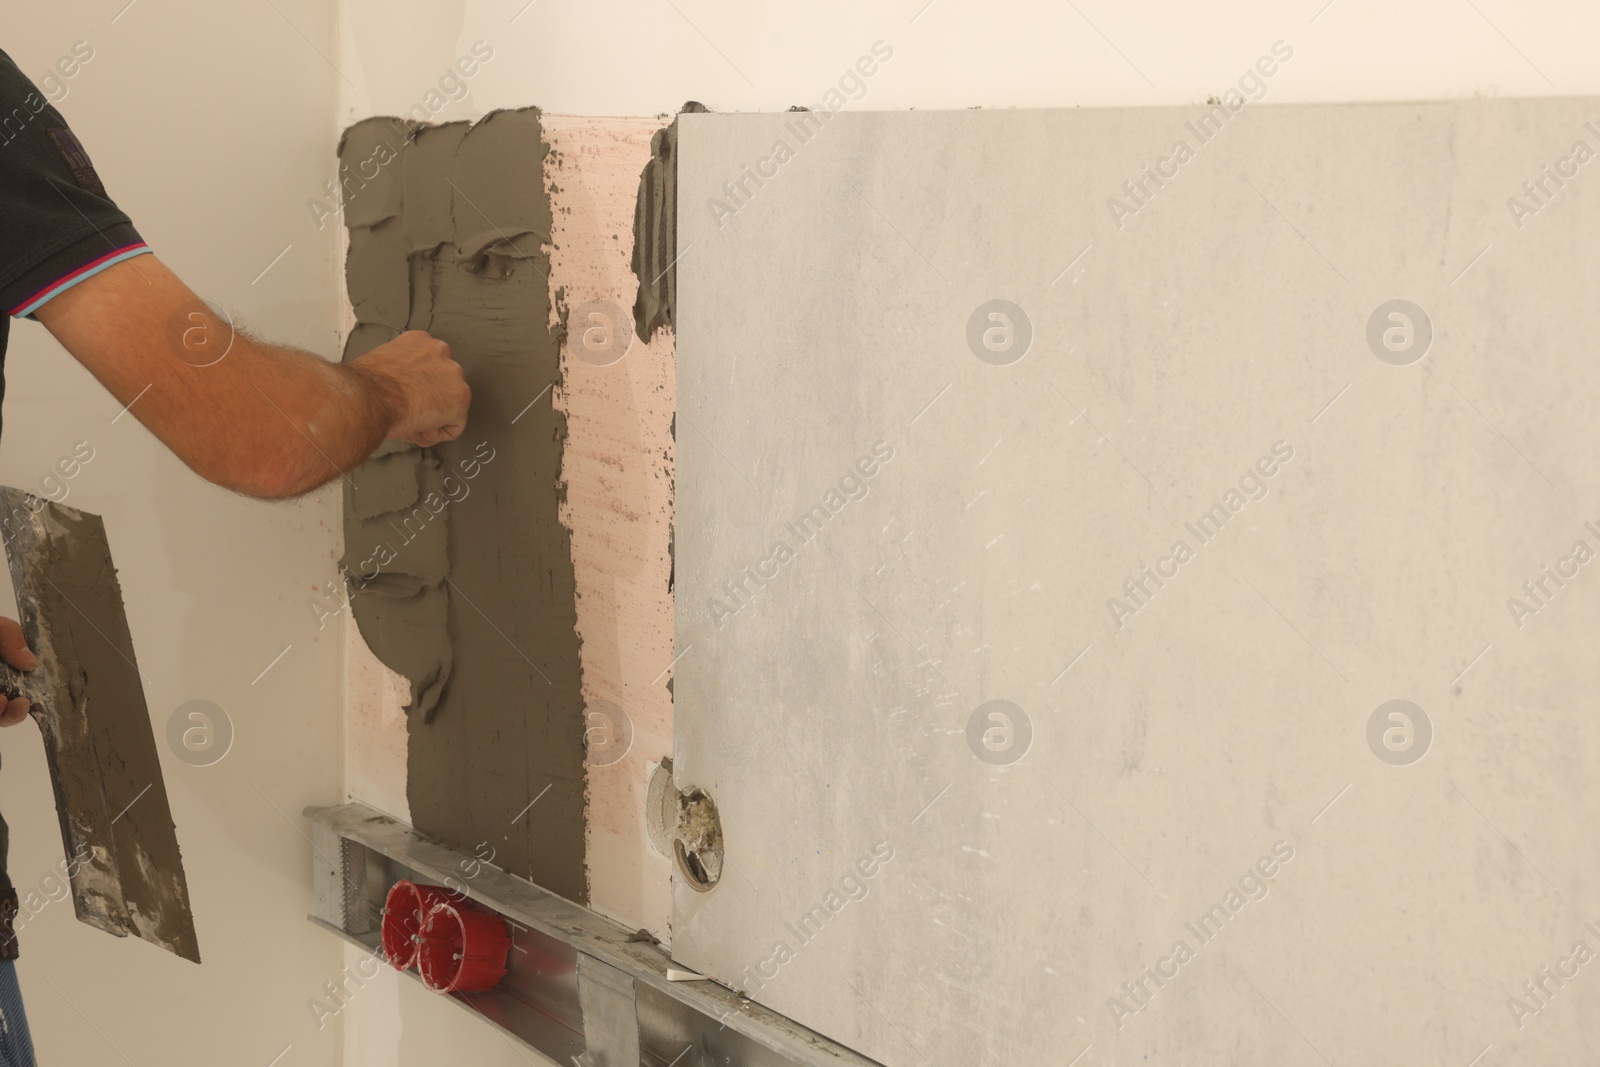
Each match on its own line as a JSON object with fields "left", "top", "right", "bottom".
{"left": 0, "top": 487, "right": 200, "bottom": 963}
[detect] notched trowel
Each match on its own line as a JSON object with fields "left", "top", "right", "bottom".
{"left": 0, "top": 487, "right": 200, "bottom": 963}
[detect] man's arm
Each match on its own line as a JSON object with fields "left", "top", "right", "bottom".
{"left": 34, "top": 255, "right": 469, "bottom": 499}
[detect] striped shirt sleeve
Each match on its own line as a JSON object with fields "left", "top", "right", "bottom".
{"left": 0, "top": 48, "right": 151, "bottom": 320}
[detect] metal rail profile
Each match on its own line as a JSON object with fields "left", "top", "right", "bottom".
{"left": 304, "top": 802, "right": 882, "bottom": 1067}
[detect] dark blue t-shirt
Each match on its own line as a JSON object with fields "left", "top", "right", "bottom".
{"left": 1, "top": 45, "right": 151, "bottom": 438}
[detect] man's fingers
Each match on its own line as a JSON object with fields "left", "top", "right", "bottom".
{"left": 407, "top": 423, "right": 465, "bottom": 448}
{"left": 0, "top": 617, "right": 36, "bottom": 724}
{"left": 0, "top": 617, "right": 37, "bottom": 671}
{"left": 357, "top": 330, "right": 470, "bottom": 445}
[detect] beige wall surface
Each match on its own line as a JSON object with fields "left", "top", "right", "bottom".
{"left": 3, "top": 3, "right": 345, "bottom": 1065}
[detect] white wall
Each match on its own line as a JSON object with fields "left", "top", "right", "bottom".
{"left": 4, "top": 3, "right": 343, "bottom": 1064}
{"left": 335, "top": 0, "right": 1594, "bottom": 123}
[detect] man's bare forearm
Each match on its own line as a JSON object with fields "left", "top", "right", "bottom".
{"left": 213, "top": 336, "right": 406, "bottom": 498}
{"left": 34, "top": 256, "right": 468, "bottom": 498}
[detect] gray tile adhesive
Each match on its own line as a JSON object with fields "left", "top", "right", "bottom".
{"left": 629, "top": 104, "right": 701, "bottom": 606}
{"left": 338, "top": 109, "right": 586, "bottom": 902}
{"left": 629, "top": 102, "right": 703, "bottom": 342}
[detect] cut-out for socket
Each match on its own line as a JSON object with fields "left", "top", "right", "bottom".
{"left": 673, "top": 789, "right": 723, "bottom": 892}
{"left": 645, "top": 760, "right": 724, "bottom": 892}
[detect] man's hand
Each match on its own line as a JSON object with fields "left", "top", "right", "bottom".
{"left": 0, "top": 617, "right": 37, "bottom": 727}
{"left": 350, "top": 331, "right": 471, "bottom": 447}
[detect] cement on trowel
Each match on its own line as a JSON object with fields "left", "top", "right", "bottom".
{"left": 0, "top": 487, "right": 199, "bottom": 962}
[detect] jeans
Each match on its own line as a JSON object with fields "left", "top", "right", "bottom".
{"left": 0, "top": 962, "right": 34, "bottom": 1067}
